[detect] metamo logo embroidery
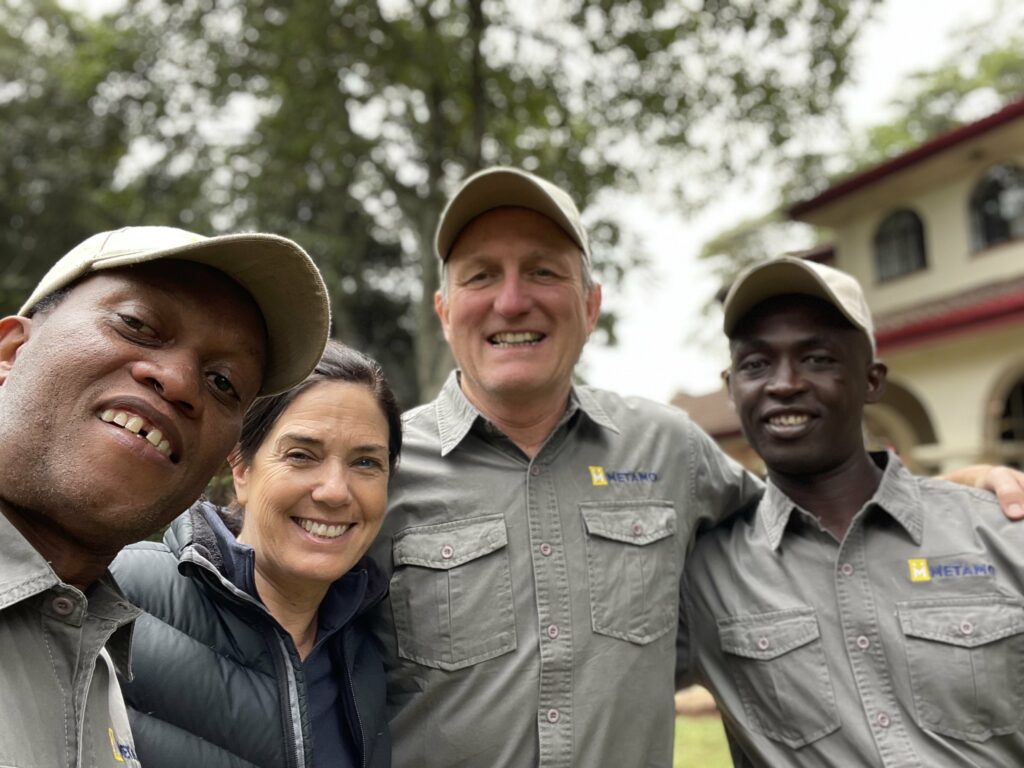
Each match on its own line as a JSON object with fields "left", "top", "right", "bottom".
{"left": 907, "top": 559, "right": 931, "bottom": 582}
{"left": 108, "top": 728, "right": 139, "bottom": 764}
{"left": 907, "top": 558, "right": 995, "bottom": 582}
{"left": 588, "top": 465, "right": 658, "bottom": 486}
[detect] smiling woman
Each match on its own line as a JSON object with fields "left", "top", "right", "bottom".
{"left": 110, "top": 340, "right": 401, "bottom": 768}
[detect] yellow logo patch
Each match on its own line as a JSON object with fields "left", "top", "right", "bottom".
{"left": 589, "top": 466, "right": 608, "bottom": 486}
{"left": 908, "top": 558, "right": 931, "bottom": 582}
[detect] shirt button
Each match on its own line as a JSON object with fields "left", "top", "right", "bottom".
{"left": 631, "top": 523, "right": 644, "bottom": 536}
{"left": 856, "top": 635, "right": 870, "bottom": 650}
{"left": 960, "top": 620, "right": 975, "bottom": 636}
{"left": 756, "top": 636, "right": 770, "bottom": 651}
{"left": 530, "top": 465, "right": 541, "bottom": 476}
{"left": 539, "top": 543, "right": 553, "bottom": 556}
{"left": 546, "top": 624, "right": 559, "bottom": 639}
{"left": 52, "top": 596, "right": 74, "bottom": 616}
{"left": 546, "top": 708, "right": 560, "bottom": 723}
{"left": 876, "top": 712, "right": 891, "bottom": 728}
{"left": 440, "top": 544, "right": 454, "bottom": 560}
{"left": 840, "top": 563, "right": 854, "bottom": 576}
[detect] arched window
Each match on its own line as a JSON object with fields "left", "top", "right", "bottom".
{"left": 969, "top": 163, "right": 1024, "bottom": 251}
{"left": 874, "top": 209, "right": 926, "bottom": 282}
{"left": 999, "top": 379, "right": 1024, "bottom": 468}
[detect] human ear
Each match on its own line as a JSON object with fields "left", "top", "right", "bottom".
{"left": 230, "top": 454, "right": 251, "bottom": 506}
{"left": 865, "top": 361, "right": 887, "bottom": 404}
{"left": 434, "top": 290, "right": 451, "bottom": 343}
{"left": 585, "top": 283, "right": 603, "bottom": 335}
{"left": 0, "top": 316, "right": 31, "bottom": 386}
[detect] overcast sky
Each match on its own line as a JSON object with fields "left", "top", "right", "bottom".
{"left": 582, "top": 0, "right": 1002, "bottom": 403}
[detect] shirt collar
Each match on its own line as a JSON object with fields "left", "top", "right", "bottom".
{"left": 760, "top": 451, "right": 924, "bottom": 551}
{"left": 433, "top": 371, "right": 620, "bottom": 456}
{"left": 0, "top": 505, "right": 139, "bottom": 675}
{"left": 0, "top": 506, "right": 62, "bottom": 611}
{"left": 89, "top": 575, "right": 140, "bottom": 678}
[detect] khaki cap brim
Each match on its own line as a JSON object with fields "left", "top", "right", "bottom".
{"left": 722, "top": 256, "right": 876, "bottom": 355}
{"left": 435, "top": 167, "right": 590, "bottom": 262}
{"left": 19, "top": 227, "right": 330, "bottom": 395}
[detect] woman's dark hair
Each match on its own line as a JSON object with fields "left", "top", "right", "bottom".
{"left": 234, "top": 339, "right": 403, "bottom": 472}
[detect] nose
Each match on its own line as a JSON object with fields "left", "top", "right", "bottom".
{"left": 493, "top": 274, "right": 532, "bottom": 317}
{"left": 764, "top": 358, "right": 806, "bottom": 398}
{"left": 131, "top": 352, "right": 203, "bottom": 416}
{"left": 311, "top": 462, "right": 353, "bottom": 508}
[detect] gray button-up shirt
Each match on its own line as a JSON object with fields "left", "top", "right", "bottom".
{"left": 369, "top": 372, "right": 759, "bottom": 768}
{"left": 680, "top": 452, "right": 1024, "bottom": 767}
{"left": 0, "top": 508, "right": 140, "bottom": 768}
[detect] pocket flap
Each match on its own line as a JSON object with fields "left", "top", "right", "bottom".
{"left": 392, "top": 515, "right": 508, "bottom": 570}
{"left": 897, "top": 596, "right": 1024, "bottom": 648}
{"left": 580, "top": 502, "right": 675, "bottom": 546}
{"left": 718, "top": 608, "right": 821, "bottom": 661}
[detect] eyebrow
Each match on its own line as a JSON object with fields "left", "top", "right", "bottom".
{"left": 277, "top": 433, "right": 388, "bottom": 454}
{"left": 277, "top": 433, "right": 323, "bottom": 449}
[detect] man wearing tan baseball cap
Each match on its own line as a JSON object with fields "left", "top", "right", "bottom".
{"left": 679, "top": 256, "right": 1024, "bottom": 766}
{"left": 369, "top": 166, "right": 762, "bottom": 768}
{"left": 0, "top": 225, "right": 329, "bottom": 766}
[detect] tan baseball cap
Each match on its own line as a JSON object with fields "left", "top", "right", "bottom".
{"left": 19, "top": 226, "right": 331, "bottom": 395}
{"left": 435, "top": 166, "right": 591, "bottom": 262}
{"left": 722, "top": 256, "right": 876, "bottom": 356}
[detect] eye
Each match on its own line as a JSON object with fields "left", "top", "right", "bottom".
{"left": 354, "top": 456, "right": 387, "bottom": 472}
{"left": 285, "top": 450, "right": 315, "bottom": 463}
{"left": 805, "top": 353, "right": 837, "bottom": 366}
{"left": 737, "top": 357, "right": 768, "bottom": 374}
{"left": 117, "top": 313, "right": 158, "bottom": 339}
{"left": 461, "top": 270, "right": 490, "bottom": 285}
{"left": 206, "top": 371, "right": 240, "bottom": 401}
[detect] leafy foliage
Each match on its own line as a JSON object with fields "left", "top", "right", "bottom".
{"left": 2, "top": 0, "right": 879, "bottom": 404}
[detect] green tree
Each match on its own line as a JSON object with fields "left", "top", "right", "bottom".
{"left": 4, "top": 0, "right": 881, "bottom": 405}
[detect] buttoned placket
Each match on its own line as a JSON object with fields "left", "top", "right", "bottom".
{"left": 835, "top": 520, "right": 921, "bottom": 768}
{"left": 526, "top": 450, "right": 574, "bottom": 768}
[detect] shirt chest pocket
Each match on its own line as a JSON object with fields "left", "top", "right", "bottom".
{"left": 389, "top": 515, "right": 517, "bottom": 671}
{"left": 580, "top": 501, "right": 678, "bottom": 645}
{"left": 718, "top": 608, "right": 840, "bottom": 748}
{"left": 897, "top": 595, "right": 1024, "bottom": 742}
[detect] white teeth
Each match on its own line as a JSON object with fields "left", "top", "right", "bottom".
{"left": 491, "top": 331, "right": 542, "bottom": 347}
{"left": 99, "top": 409, "right": 173, "bottom": 457}
{"left": 299, "top": 519, "right": 352, "bottom": 539}
{"left": 769, "top": 413, "right": 810, "bottom": 427}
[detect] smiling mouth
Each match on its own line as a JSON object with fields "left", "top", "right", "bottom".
{"left": 295, "top": 518, "right": 353, "bottom": 540}
{"left": 767, "top": 413, "right": 811, "bottom": 427}
{"left": 100, "top": 408, "right": 177, "bottom": 461}
{"left": 489, "top": 331, "right": 543, "bottom": 348}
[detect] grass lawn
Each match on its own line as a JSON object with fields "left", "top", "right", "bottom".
{"left": 673, "top": 714, "right": 732, "bottom": 767}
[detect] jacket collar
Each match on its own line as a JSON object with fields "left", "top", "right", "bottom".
{"left": 172, "top": 501, "right": 389, "bottom": 618}
{"left": 433, "top": 370, "right": 620, "bottom": 457}
{"left": 761, "top": 451, "right": 923, "bottom": 551}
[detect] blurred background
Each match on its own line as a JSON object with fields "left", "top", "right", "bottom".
{"left": 4, "top": 1, "right": 1023, "bottom": 763}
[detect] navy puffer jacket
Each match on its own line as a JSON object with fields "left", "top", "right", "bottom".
{"left": 111, "top": 502, "right": 390, "bottom": 768}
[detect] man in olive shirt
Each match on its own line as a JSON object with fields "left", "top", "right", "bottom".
{"left": 680, "top": 256, "right": 1024, "bottom": 766}
{"left": 369, "top": 167, "right": 763, "bottom": 768}
{"left": 0, "top": 226, "right": 329, "bottom": 767}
